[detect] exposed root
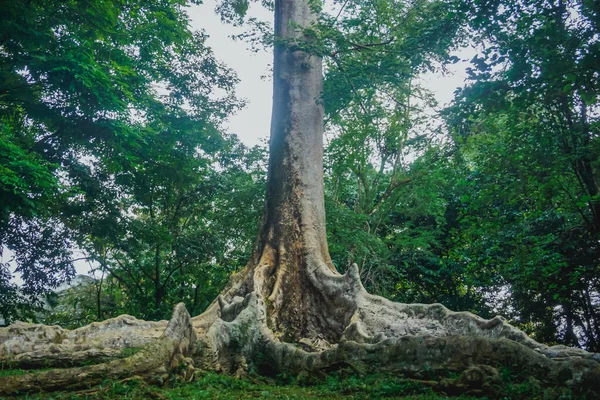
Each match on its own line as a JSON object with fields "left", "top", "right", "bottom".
{"left": 0, "top": 303, "right": 196, "bottom": 395}
{"left": 2, "top": 256, "right": 599, "bottom": 396}
{"left": 0, "top": 314, "right": 166, "bottom": 362}
{"left": 4, "top": 348, "right": 127, "bottom": 369}
{"left": 199, "top": 259, "right": 600, "bottom": 394}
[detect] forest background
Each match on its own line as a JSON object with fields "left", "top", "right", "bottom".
{"left": 1, "top": 0, "right": 599, "bottom": 354}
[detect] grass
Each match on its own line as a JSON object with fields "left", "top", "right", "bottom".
{"left": 0, "top": 368, "right": 29, "bottom": 377}
{"left": 0, "top": 371, "right": 479, "bottom": 400}
{"left": 0, "top": 367, "right": 590, "bottom": 399}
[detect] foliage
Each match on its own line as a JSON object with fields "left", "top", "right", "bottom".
{"left": 0, "top": 0, "right": 241, "bottom": 322}
{"left": 318, "top": 0, "right": 600, "bottom": 349}
{"left": 316, "top": 0, "right": 493, "bottom": 315}
{"left": 42, "top": 275, "right": 106, "bottom": 329}
{"left": 5, "top": 368, "right": 589, "bottom": 399}
{"left": 39, "top": 138, "right": 265, "bottom": 323}
{"left": 83, "top": 137, "right": 264, "bottom": 320}
{"left": 445, "top": 0, "right": 600, "bottom": 349}
{"left": 0, "top": 370, "right": 485, "bottom": 399}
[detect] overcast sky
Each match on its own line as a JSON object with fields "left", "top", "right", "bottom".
{"left": 188, "top": 0, "right": 473, "bottom": 147}
{"left": 188, "top": 0, "right": 274, "bottom": 146}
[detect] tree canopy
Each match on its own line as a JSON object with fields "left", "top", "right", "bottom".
{"left": 0, "top": 0, "right": 245, "bottom": 322}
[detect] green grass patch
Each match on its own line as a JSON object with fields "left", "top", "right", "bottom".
{"left": 1, "top": 371, "right": 479, "bottom": 400}
{"left": 0, "top": 368, "right": 28, "bottom": 377}
{"left": 1, "top": 368, "right": 591, "bottom": 399}
{"left": 118, "top": 346, "right": 143, "bottom": 358}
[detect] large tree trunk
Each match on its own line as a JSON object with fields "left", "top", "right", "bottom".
{"left": 2, "top": 0, "right": 600, "bottom": 396}
{"left": 248, "top": 0, "right": 353, "bottom": 343}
